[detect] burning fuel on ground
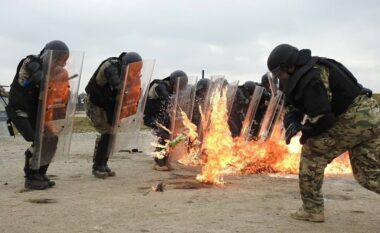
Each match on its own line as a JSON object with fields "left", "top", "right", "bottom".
{"left": 152, "top": 85, "right": 352, "bottom": 185}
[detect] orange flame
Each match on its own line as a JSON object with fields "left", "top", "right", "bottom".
{"left": 192, "top": 85, "right": 352, "bottom": 185}
{"left": 196, "top": 87, "right": 239, "bottom": 185}
{"left": 177, "top": 110, "right": 201, "bottom": 165}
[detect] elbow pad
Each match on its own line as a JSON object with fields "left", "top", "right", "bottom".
{"left": 155, "top": 84, "right": 170, "bottom": 100}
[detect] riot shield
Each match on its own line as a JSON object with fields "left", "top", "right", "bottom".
{"left": 109, "top": 59, "right": 155, "bottom": 154}
{"left": 169, "top": 76, "right": 197, "bottom": 139}
{"left": 202, "top": 75, "right": 230, "bottom": 129}
{"left": 169, "top": 76, "right": 197, "bottom": 160}
{"left": 258, "top": 90, "right": 284, "bottom": 140}
{"left": 240, "top": 85, "right": 264, "bottom": 140}
{"left": 193, "top": 79, "right": 213, "bottom": 143}
{"left": 33, "top": 50, "right": 84, "bottom": 169}
{"left": 197, "top": 76, "right": 238, "bottom": 155}
{"left": 267, "top": 71, "right": 278, "bottom": 95}
{"left": 269, "top": 98, "right": 285, "bottom": 141}
{"left": 226, "top": 80, "right": 239, "bottom": 117}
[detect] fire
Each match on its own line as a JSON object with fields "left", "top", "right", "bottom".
{"left": 151, "top": 110, "right": 201, "bottom": 164}
{"left": 191, "top": 85, "right": 351, "bottom": 185}
{"left": 195, "top": 87, "right": 239, "bottom": 185}
{"left": 177, "top": 110, "right": 202, "bottom": 165}
{"left": 151, "top": 83, "right": 352, "bottom": 185}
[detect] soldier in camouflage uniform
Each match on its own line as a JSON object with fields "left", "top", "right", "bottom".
{"left": 267, "top": 44, "right": 380, "bottom": 222}
{"left": 85, "top": 52, "right": 142, "bottom": 178}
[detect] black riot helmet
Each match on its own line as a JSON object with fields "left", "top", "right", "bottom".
{"left": 40, "top": 40, "right": 70, "bottom": 64}
{"left": 267, "top": 44, "right": 298, "bottom": 72}
{"left": 261, "top": 73, "right": 269, "bottom": 87}
{"left": 242, "top": 81, "right": 256, "bottom": 97}
{"left": 267, "top": 44, "right": 312, "bottom": 72}
{"left": 213, "top": 77, "right": 228, "bottom": 88}
{"left": 119, "top": 52, "right": 142, "bottom": 65}
{"left": 196, "top": 78, "right": 211, "bottom": 96}
{"left": 169, "top": 70, "right": 188, "bottom": 90}
{"left": 260, "top": 73, "right": 272, "bottom": 93}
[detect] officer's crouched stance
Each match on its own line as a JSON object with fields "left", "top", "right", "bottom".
{"left": 267, "top": 44, "right": 380, "bottom": 222}
{"left": 85, "top": 52, "right": 142, "bottom": 178}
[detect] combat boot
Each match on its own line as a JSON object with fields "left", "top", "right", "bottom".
{"left": 25, "top": 170, "right": 49, "bottom": 190}
{"left": 92, "top": 134, "right": 110, "bottom": 179}
{"left": 290, "top": 207, "right": 325, "bottom": 222}
{"left": 39, "top": 164, "right": 55, "bottom": 187}
{"left": 153, "top": 156, "right": 173, "bottom": 171}
{"left": 24, "top": 149, "right": 32, "bottom": 177}
{"left": 104, "top": 157, "right": 116, "bottom": 177}
{"left": 92, "top": 165, "right": 108, "bottom": 179}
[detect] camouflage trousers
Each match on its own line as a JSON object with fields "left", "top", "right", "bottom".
{"left": 84, "top": 95, "right": 112, "bottom": 134}
{"left": 300, "top": 95, "right": 380, "bottom": 214}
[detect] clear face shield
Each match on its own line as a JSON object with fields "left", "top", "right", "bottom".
{"left": 266, "top": 69, "right": 279, "bottom": 95}
{"left": 267, "top": 65, "right": 290, "bottom": 93}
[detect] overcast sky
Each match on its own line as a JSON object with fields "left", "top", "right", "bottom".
{"left": 1, "top": 0, "right": 379, "bottom": 92}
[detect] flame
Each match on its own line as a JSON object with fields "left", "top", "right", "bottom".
{"left": 191, "top": 85, "right": 351, "bottom": 185}
{"left": 176, "top": 110, "right": 202, "bottom": 165}
{"left": 150, "top": 84, "right": 352, "bottom": 185}
{"left": 196, "top": 87, "right": 239, "bottom": 185}
{"left": 152, "top": 110, "right": 201, "bottom": 163}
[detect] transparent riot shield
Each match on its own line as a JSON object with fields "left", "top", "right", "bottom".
{"left": 240, "top": 85, "right": 264, "bottom": 140}
{"left": 0, "top": 95, "right": 9, "bottom": 137}
{"left": 169, "top": 76, "right": 198, "bottom": 160}
{"left": 258, "top": 90, "right": 284, "bottom": 141}
{"left": 201, "top": 76, "right": 236, "bottom": 128}
{"left": 170, "top": 76, "right": 197, "bottom": 139}
{"left": 109, "top": 59, "right": 155, "bottom": 154}
{"left": 193, "top": 79, "right": 213, "bottom": 143}
{"left": 269, "top": 98, "right": 285, "bottom": 141}
{"left": 33, "top": 50, "right": 84, "bottom": 169}
{"left": 197, "top": 76, "right": 238, "bottom": 156}
{"left": 267, "top": 71, "right": 278, "bottom": 95}
{"left": 226, "top": 80, "right": 239, "bottom": 117}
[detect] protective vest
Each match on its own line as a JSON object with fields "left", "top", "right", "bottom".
{"left": 8, "top": 55, "right": 41, "bottom": 117}
{"left": 285, "top": 57, "right": 363, "bottom": 116}
{"left": 144, "top": 79, "right": 171, "bottom": 118}
{"left": 85, "top": 57, "right": 120, "bottom": 121}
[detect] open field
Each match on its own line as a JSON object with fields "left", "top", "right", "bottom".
{"left": 0, "top": 133, "right": 379, "bottom": 233}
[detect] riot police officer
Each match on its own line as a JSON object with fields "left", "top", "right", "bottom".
{"left": 267, "top": 43, "right": 380, "bottom": 222}
{"left": 192, "top": 78, "right": 211, "bottom": 127}
{"left": 6, "top": 40, "right": 69, "bottom": 190}
{"left": 85, "top": 52, "right": 142, "bottom": 178}
{"left": 144, "top": 70, "right": 188, "bottom": 171}
{"left": 228, "top": 81, "right": 256, "bottom": 137}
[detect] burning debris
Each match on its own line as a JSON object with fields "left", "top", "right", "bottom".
{"left": 151, "top": 182, "right": 165, "bottom": 192}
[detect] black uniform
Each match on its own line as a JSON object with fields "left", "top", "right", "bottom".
{"left": 144, "top": 77, "right": 173, "bottom": 166}
{"left": 283, "top": 56, "right": 369, "bottom": 142}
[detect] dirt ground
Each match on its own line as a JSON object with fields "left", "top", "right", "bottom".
{"left": 0, "top": 132, "right": 379, "bottom": 233}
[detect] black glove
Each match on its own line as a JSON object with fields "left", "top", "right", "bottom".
{"left": 299, "top": 124, "right": 314, "bottom": 145}
{"left": 286, "top": 122, "right": 315, "bottom": 145}
{"left": 285, "top": 122, "right": 302, "bottom": 144}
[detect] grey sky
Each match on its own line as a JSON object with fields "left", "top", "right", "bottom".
{"left": 1, "top": 0, "right": 379, "bottom": 92}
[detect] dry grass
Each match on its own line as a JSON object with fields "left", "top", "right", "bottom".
{"left": 73, "top": 116, "right": 95, "bottom": 133}
{"left": 372, "top": 93, "right": 380, "bottom": 105}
